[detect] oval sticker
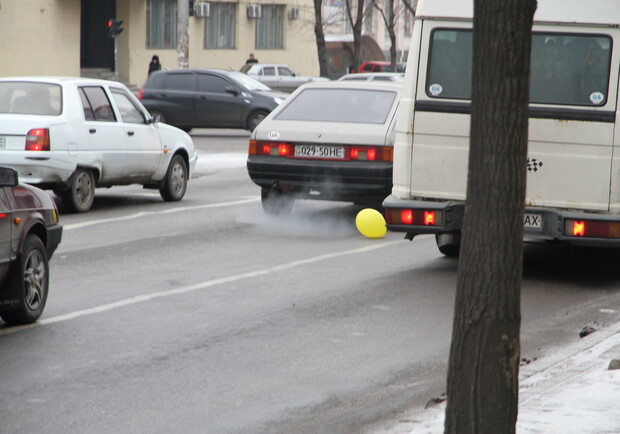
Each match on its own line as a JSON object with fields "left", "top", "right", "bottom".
{"left": 429, "top": 83, "right": 443, "bottom": 96}
{"left": 590, "top": 92, "right": 605, "bottom": 105}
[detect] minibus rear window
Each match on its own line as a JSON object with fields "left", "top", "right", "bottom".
{"left": 427, "top": 29, "right": 612, "bottom": 107}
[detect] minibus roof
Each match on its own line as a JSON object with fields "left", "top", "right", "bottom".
{"left": 416, "top": 0, "right": 620, "bottom": 26}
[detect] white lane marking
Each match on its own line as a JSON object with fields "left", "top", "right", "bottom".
{"left": 0, "top": 240, "right": 402, "bottom": 335}
{"left": 63, "top": 198, "right": 259, "bottom": 230}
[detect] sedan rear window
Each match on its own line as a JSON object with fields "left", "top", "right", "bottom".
{"left": 0, "top": 82, "right": 62, "bottom": 115}
{"left": 275, "top": 88, "right": 398, "bottom": 124}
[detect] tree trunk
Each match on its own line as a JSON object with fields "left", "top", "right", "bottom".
{"left": 444, "top": 0, "right": 536, "bottom": 433}
{"left": 177, "top": 0, "right": 189, "bottom": 68}
{"left": 313, "top": 0, "right": 329, "bottom": 77}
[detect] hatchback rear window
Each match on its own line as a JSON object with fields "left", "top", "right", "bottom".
{"left": 275, "top": 88, "right": 398, "bottom": 124}
{"left": 0, "top": 82, "right": 62, "bottom": 115}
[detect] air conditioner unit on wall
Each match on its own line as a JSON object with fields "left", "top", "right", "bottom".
{"left": 247, "top": 4, "right": 261, "bottom": 19}
{"left": 194, "top": 2, "right": 210, "bottom": 18}
{"left": 289, "top": 7, "right": 300, "bottom": 20}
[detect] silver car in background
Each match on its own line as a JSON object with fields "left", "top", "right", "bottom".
{"left": 241, "top": 64, "right": 330, "bottom": 93}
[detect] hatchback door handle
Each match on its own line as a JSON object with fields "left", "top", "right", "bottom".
{"left": 89, "top": 128, "right": 96, "bottom": 134}
{"left": 127, "top": 131, "right": 135, "bottom": 136}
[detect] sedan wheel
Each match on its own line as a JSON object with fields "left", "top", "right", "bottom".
{"left": 160, "top": 155, "right": 188, "bottom": 201}
{"left": 62, "top": 168, "right": 95, "bottom": 213}
{"left": 0, "top": 235, "right": 49, "bottom": 325}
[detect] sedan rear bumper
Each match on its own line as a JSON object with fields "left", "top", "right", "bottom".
{"left": 247, "top": 155, "right": 392, "bottom": 204}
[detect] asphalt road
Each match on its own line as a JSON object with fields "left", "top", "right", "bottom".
{"left": 1, "top": 129, "right": 619, "bottom": 434}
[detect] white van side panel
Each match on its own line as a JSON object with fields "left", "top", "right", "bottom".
{"left": 392, "top": 15, "right": 425, "bottom": 199}
{"left": 393, "top": 17, "right": 620, "bottom": 214}
{"left": 416, "top": 0, "right": 620, "bottom": 26}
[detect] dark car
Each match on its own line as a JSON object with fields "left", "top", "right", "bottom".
{"left": 138, "top": 68, "right": 288, "bottom": 132}
{"left": 0, "top": 167, "right": 62, "bottom": 325}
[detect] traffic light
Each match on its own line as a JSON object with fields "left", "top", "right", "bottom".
{"left": 106, "top": 19, "right": 123, "bottom": 38}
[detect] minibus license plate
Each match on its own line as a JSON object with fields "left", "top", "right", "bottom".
{"left": 294, "top": 145, "right": 345, "bottom": 159}
{"left": 524, "top": 213, "right": 542, "bottom": 229}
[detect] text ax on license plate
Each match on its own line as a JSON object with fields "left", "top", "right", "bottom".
{"left": 524, "top": 213, "right": 542, "bottom": 229}
{"left": 294, "top": 144, "right": 345, "bottom": 160}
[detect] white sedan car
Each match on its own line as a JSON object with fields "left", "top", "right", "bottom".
{"left": 0, "top": 77, "right": 198, "bottom": 212}
{"left": 241, "top": 64, "right": 329, "bottom": 93}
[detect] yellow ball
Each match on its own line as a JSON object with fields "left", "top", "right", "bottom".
{"left": 355, "top": 208, "right": 387, "bottom": 239}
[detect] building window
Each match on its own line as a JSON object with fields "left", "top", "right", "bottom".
{"left": 204, "top": 3, "right": 236, "bottom": 49}
{"left": 256, "top": 5, "right": 284, "bottom": 49}
{"left": 148, "top": 0, "right": 177, "bottom": 49}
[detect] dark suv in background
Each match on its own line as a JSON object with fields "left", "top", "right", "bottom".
{"left": 138, "top": 68, "right": 288, "bottom": 132}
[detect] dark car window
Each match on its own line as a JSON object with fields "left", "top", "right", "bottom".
{"left": 111, "top": 89, "right": 147, "bottom": 124}
{"left": 278, "top": 67, "right": 294, "bottom": 76}
{"left": 80, "top": 86, "right": 116, "bottom": 122}
{"left": 197, "top": 74, "right": 232, "bottom": 94}
{"left": 262, "top": 67, "right": 276, "bottom": 76}
{"left": 275, "top": 88, "right": 398, "bottom": 124}
{"left": 165, "top": 73, "right": 195, "bottom": 91}
{"left": 427, "top": 29, "right": 612, "bottom": 106}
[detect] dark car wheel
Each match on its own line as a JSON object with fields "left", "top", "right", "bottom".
{"left": 62, "top": 168, "right": 95, "bottom": 213}
{"left": 160, "top": 155, "right": 188, "bottom": 201}
{"left": 0, "top": 235, "right": 49, "bottom": 325}
{"left": 247, "top": 110, "right": 269, "bottom": 131}
{"left": 149, "top": 109, "right": 168, "bottom": 124}
{"left": 261, "top": 187, "right": 294, "bottom": 215}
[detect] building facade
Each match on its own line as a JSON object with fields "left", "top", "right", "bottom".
{"left": 0, "top": 0, "right": 321, "bottom": 87}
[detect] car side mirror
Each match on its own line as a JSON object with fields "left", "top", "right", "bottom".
{"left": 225, "top": 86, "right": 239, "bottom": 96}
{"left": 0, "top": 166, "right": 18, "bottom": 187}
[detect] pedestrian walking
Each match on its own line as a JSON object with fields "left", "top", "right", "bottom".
{"left": 148, "top": 55, "right": 162, "bottom": 75}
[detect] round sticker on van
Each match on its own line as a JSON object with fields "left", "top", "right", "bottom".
{"left": 267, "top": 131, "right": 280, "bottom": 140}
{"left": 429, "top": 83, "right": 443, "bottom": 96}
{"left": 590, "top": 92, "right": 605, "bottom": 105}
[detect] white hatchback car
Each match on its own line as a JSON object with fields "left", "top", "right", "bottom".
{"left": 0, "top": 77, "right": 198, "bottom": 212}
{"left": 247, "top": 81, "right": 401, "bottom": 214}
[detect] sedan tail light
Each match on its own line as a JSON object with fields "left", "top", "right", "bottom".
{"left": 25, "top": 128, "right": 50, "bottom": 151}
{"left": 137, "top": 89, "right": 144, "bottom": 100}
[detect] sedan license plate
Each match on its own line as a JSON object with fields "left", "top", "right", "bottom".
{"left": 0, "top": 136, "right": 5, "bottom": 149}
{"left": 294, "top": 144, "right": 345, "bottom": 160}
{"left": 524, "top": 213, "right": 542, "bottom": 229}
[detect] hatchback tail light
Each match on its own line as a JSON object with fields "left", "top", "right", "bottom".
{"left": 25, "top": 128, "right": 50, "bottom": 151}
{"left": 137, "top": 89, "right": 144, "bottom": 100}
{"left": 249, "top": 140, "right": 292, "bottom": 157}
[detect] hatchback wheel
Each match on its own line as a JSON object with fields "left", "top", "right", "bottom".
{"left": 0, "top": 235, "right": 49, "bottom": 325}
{"left": 62, "top": 168, "right": 95, "bottom": 213}
{"left": 261, "top": 187, "right": 294, "bottom": 215}
{"left": 160, "top": 155, "right": 188, "bottom": 201}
